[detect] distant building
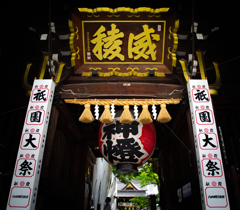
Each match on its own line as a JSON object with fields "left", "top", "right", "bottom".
{"left": 115, "top": 180, "right": 158, "bottom": 209}
{"left": 92, "top": 158, "right": 117, "bottom": 210}
{"left": 91, "top": 158, "right": 159, "bottom": 210}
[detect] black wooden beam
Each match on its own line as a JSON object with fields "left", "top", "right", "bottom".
{"left": 59, "top": 82, "right": 185, "bottom": 99}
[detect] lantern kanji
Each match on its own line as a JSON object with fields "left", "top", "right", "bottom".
{"left": 98, "top": 119, "right": 156, "bottom": 174}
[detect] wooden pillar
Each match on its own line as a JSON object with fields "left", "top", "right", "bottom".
{"left": 41, "top": 105, "right": 59, "bottom": 177}
{"left": 35, "top": 98, "right": 87, "bottom": 209}
{"left": 35, "top": 105, "right": 59, "bottom": 210}
{"left": 72, "top": 143, "right": 89, "bottom": 208}
{"left": 150, "top": 195, "right": 156, "bottom": 210}
{"left": 231, "top": 166, "right": 240, "bottom": 209}
{"left": 185, "top": 107, "right": 202, "bottom": 210}
{"left": 162, "top": 136, "right": 177, "bottom": 210}
{"left": 186, "top": 107, "right": 198, "bottom": 179}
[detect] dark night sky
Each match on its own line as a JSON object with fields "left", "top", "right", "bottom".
{"left": 1, "top": 1, "right": 238, "bottom": 32}
{"left": 1, "top": 1, "right": 239, "bottom": 54}
{"left": 1, "top": 0, "right": 239, "bottom": 60}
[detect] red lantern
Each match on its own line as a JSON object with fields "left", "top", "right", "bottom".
{"left": 98, "top": 119, "right": 156, "bottom": 173}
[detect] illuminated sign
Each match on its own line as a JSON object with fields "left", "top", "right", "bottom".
{"left": 187, "top": 79, "right": 230, "bottom": 210}
{"left": 7, "top": 80, "right": 55, "bottom": 210}
{"left": 98, "top": 119, "right": 155, "bottom": 169}
{"left": 83, "top": 21, "right": 165, "bottom": 64}
{"left": 70, "top": 7, "right": 179, "bottom": 76}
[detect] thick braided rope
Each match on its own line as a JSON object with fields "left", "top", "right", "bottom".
{"left": 65, "top": 98, "right": 181, "bottom": 105}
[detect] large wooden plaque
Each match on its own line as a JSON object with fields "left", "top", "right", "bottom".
{"left": 70, "top": 7, "right": 179, "bottom": 77}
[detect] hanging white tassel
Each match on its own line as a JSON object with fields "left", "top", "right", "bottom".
{"left": 94, "top": 104, "right": 99, "bottom": 120}
{"left": 152, "top": 104, "right": 157, "bottom": 120}
{"left": 133, "top": 105, "right": 138, "bottom": 120}
{"left": 110, "top": 104, "right": 115, "bottom": 119}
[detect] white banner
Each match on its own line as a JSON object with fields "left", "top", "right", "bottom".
{"left": 7, "top": 79, "right": 55, "bottom": 210}
{"left": 187, "top": 79, "right": 230, "bottom": 210}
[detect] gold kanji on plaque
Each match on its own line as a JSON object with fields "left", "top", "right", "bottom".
{"left": 128, "top": 24, "right": 160, "bottom": 61}
{"left": 91, "top": 24, "right": 125, "bottom": 61}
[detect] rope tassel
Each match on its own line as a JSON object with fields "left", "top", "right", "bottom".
{"left": 120, "top": 105, "right": 134, "bottom": 124}
{"left": 99, "top": 105, "right": 113, "bottom": 124}
{"left": 79, "top": 104, "right": 94, "bottom": 123}
{"left": 138, "top": 105, "right": 153, "bottom": 124}
{"left": 65, "top": 98, "right": 181, "bottom": 124}
{"left": 157, "top": 104, "right": 172, "bottom": 123}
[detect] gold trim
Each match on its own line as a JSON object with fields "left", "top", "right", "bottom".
{"left": 115, "top": 71, "right": 133, "bottom": 77}
{"left": 196, "top": 51, "right": 222, "bottom": 95}
{"left": 98, "top": 71, "right": 114, "bottom": 77}
{"left": 54, "top": 62, "right": 65, "bottom": 86}
{"left": 22, "top": 63, "right": 33, "bottom": 91}
{"left": 209, "top": 62, "right": 222, "bottom": 95}
{"left": 71, "top": 47, "right": 80, "bottom": 67}
{"left": 146, "top": 68, "right": 158, "bottom": 70}
{"left": 22, "top": 55, "right": 49, "bottom": 96}
{"left": 209, "top": 89, "right": 218, "bottom": 95}
{"left": 82, "top": 72, "right": 92, "bottom": 76}
{"left": 78, "top": 7, "right": 169, "bottom": 17}
{"left": 179, "top": 59, "right": 190, "bottom": 82}
{"left": 145, "top": 67, "right": 165, "bottom": 77}
{"left": 82, "top": 67, "right": 102, "bottom": 76}
{"left": 167, "top": 46, "right": 177, "bottom": 67}
{"left": 169, "top": 19, "right": 179, "bottom": 39}
{"left": 108, "top": 67, "right": 120, "bottom": 72}
{"left": 69, "top": 19, "right": 80, "bottom": 67}
{"left": 167, "top": 19, "right": 179, "bottom": 67}
{"left": 154, "top": 72, "right": 166, "bottom": 77}
{"left": 195, "top": 50, "right": 206, "bottom": 79}
{"left": 90, "top": 68, "right": 101, "bottom": 71}
{"left": 209, "top": 62, "right": 222, "bottom": 89}
{"left": 38, "top": 55, "right": 49, "bottom": 79}
{"left": 127, "top": 67, "right": 139, "bottom": 71}
{"left": 81, "top": 67, "right": 167, "bottom": 78}
{"left": 179, "top": 57, "right": 222, "bottom": 96}
{"left": 133, "top": 71, "right": 149, "bottom": 77}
